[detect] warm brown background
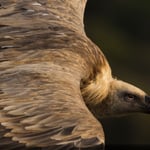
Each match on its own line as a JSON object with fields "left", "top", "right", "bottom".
{"left": 84, "top": 0, "right": 150, "bottom": 146}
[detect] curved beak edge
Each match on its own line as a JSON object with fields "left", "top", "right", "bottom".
{"left": 142, "top": 95, "right": 150, "bottom": 113}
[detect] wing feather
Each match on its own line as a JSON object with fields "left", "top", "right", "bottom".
{"left": 0, "top": 1, "right": 105, "bottom": 149}
{"left": 0, "top": 64, "right": 104, "bottom": 149}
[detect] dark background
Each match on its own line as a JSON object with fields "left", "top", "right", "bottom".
{"left": 84, "top": 0, "right": 150, "bottom": 147}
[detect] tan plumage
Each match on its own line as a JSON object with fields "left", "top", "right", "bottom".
{"left": 0, "top": 0, "right": 149, "bottom": 150}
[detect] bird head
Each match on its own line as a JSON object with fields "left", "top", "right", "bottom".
{"left": 105, "top": 79, "right": 150, "bottom": 116}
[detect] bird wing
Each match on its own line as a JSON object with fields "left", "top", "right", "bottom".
{"left": 0, "top": 63, "right": 105, "bottom": 150}
{"left": 0, "top": 0, "right": 104, "bottom": 149}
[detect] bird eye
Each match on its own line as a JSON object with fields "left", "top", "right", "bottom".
{"left": 124, "top": 93, "right": 136, "bottom": 102}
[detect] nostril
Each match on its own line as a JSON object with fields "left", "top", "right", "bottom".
{"left": 145, "top": 95, "right": 150, "bottom": 104}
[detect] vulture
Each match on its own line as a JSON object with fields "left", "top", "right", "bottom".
{"left": 0, "top": 0, "right": 149, "bottom": 150}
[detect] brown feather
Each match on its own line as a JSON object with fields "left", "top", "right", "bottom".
{"left": 0, "top": 1, "right": 107, "bottom": 149}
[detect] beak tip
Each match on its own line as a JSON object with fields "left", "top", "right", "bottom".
{"left": 145, "top": 95, "right": 150, "bottom": 104}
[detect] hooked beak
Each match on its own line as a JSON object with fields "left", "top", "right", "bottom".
{"left": 143, "top": 95, "right": 150, "bottom": 113}
{"left": 145, "top": 95, "right": 150, "bottom": 105}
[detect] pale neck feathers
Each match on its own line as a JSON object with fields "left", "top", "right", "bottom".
{"left": 81, "top": 60, "right": 112, "bottom": 106}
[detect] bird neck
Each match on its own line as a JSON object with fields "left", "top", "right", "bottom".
{"left": 81, "top": 58, "right": 112, "bottom": 107}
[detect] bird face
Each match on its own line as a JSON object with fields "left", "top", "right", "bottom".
{"left": 107, "top": 80, "right": 150, "bottom": 116}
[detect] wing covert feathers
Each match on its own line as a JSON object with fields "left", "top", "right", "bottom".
{"left": 0, "top": 0, "right": 105, "bottom": 149}
{"left": 0, "top": 66, "right": 104, "bottom": 149}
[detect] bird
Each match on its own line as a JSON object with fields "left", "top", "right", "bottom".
{"left": 0, "top": 0, "right": 149, "bottom": 150}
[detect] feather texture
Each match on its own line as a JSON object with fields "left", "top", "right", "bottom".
{"left": 0, "top": 0, "right": 107, "bottom": 149}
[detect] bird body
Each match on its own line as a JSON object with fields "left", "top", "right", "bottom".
{"left": 0, "top": 0, "right": 149, "bottom": 149}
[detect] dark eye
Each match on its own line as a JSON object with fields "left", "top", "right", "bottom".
{"left": 124, "top": 93, "right": 136, "bottom": 102}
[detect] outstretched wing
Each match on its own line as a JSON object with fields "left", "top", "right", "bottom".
{"left": 0, "top": 63, "right": 105, "bottom": 150}
{"left": 0, "top": 0, "right": 105, "bottom": 149}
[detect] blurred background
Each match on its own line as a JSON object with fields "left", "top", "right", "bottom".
{"left": 84, "top": 0, "right": 150, "bottom": 147}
